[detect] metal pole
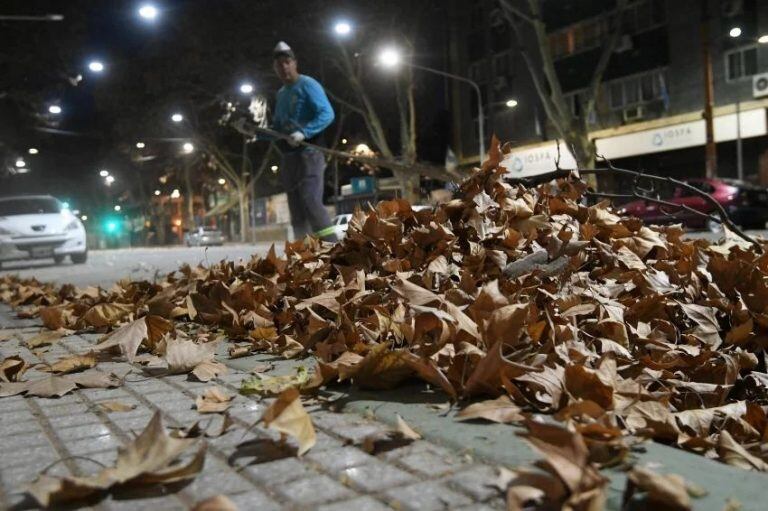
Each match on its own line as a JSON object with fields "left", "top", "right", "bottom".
{"left": 407, "top": 63, "right": 485, "bottom": 162}
{"left": 0, "top": 14, "right": 63, "bottom": 21}
{"left": 701, "top": 0, "right": 717, "bottom": 178}
{"left": 736, "top": 99, "right": 743, "bottom": 181}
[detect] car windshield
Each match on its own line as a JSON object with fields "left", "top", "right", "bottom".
{"left": 0, "top": 198, "right": 61, "bottom": 216}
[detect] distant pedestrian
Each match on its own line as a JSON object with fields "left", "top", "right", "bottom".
{"left": 271, "top": 41, "right": 337, "bottom": 242}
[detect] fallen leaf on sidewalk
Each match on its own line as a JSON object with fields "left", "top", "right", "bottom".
{"left": 0, "top": 355, "right": 28, "bottom": 382}
{"left": 44, "top": 352, "right": 97, "bottom": 374}
{"left": 258, "top": 387, "right": 316, "bottom": 456}
{"left": 25, "top": 330, "right": 65, "bottom": 349}
{"left": 0, "top": 330, "right": 16, "bottom": 342}
{"left": 395, "top": 414, "right": 421, "bottom": 440}
{"left": 25, "top": 411, "right": 205, "bottom": 507}
{"left": 196, "top": 386, "right": 233, "bottom": 413}
{"left": 98, "top": 400, "right": 137, "bottom": 413}
{"left": 192, "top": 495, "right": 238, "bottom": 511}
{"left": 623, "top": 466, "right": 692, "bottom": 511}
{"left": 192, "top": 360, "right": 227, "bottom": 382}
{"left": 716, "top": 430, "right": 768, "bottom": 471}
{"left": 165, "top": 338, "right": 218, "bottom": 374}
{"left": 0, "top": 369, "right": 122, "bottom": 398}
{"left": 97, "top": 315, "right": 173, "bottom": 362}
{"left": 81, "top": 302, "right": 133, "bottom": 328}
{"left": 456, "top": 395, "right": 525, "bottom": 424}
{"left": 240, "top": 366, "right": 311, "bottom": 395}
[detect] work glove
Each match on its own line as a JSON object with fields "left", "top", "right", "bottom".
{"left": 287, "top": 131, "right": 306, "bottom": 147}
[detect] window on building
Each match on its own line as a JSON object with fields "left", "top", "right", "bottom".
{"left": 607, "top": 69, "right": 666, "bottom": 110}
{"left": 725, "top": 46, "right": 758, "bottom": 81}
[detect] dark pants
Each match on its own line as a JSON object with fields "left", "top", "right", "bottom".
{"left": 280, "top": 149, "right": 337, "bottom": 242}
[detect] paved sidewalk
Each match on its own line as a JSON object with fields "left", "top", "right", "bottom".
{"left": 0, "top": 308, "right": 505, "bottom": 511}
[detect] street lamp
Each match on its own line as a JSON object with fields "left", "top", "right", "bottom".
{"left": 105, "top": 175, "right": 115, "bottom": 185}
{"left": 15, "top": 158, "right": 26, "bottom": 168}
{"left": 759, "top": 34, "right": 768, "bottom": 44}
{"left": 239, "top": 83, "right": 254, "bottom": 95}
{"left": 99, "top": 169, "right": 110, "bottom": 177}
{"left": 333, "top": 20, "right": 352, "bottom": 37}
{"left": 377, "top": 47, "right": 486, "bottom": 159}
{"left": 170, "top": 189, "right": 180, "bottom": 199}
{"left": 0, "top": 14, "right": 63, "bottom": 21}
{"left": 154, "top": 190, "right": 161, "bottom": 196}
{"left": 171, "top": 113, "right": 184, "bottom": 123}
{"left": 138, "top": 4, "right": 158, "bottom": 21}
{"left": 48, "top": 105, "right": 62, "bottom": 115}
{"left": 270, "top": 165, "right": 279, "bottom": 172}
{"left": 81, "top": 215, "right": 88, "bottom": 221}
{"left": 136, "top": 142, "right": 145, "bottom": 149}
{"left": 28, "top": 148, "right": 38, "bottom": 154}
{"left": 88, "top": 60, "right": 105, "bottom": 73}
{"left": 217, "top": 178, "right": 226, "bottom": 185}
{"left": 729, "top": 26, "right": 742, "bottom": 38}
{"left": 182, "top": 142, "right": 194, "bottom": 154}
{"left": 505, "top": 99, "right": 519, "bottom": 109}
{"left": 114, "top": 205, "right": 121, "bottom": 212}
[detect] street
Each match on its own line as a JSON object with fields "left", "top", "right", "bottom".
{"left": 0, "top": 244, "right": 278, "bottom": 288}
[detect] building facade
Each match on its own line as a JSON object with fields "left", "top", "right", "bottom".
{"left": 448, "top": 0, "right": 768, "bottom": 183}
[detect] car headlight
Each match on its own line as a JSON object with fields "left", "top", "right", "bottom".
{"left": 65, "top": 220, "right": 81, "bottom": 231}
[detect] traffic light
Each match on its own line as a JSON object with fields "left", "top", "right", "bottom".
{"left": 103, "top": 216, "right": 121, "bottom": 235}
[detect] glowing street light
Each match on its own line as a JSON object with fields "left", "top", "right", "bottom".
{"left": 170, "top": 189, "right": 181, "bottom": 199}
{"left": 270, "top": 165, "right": 279, "bottom": 172}
{"left": 182, "top": 142, "right": 194, "bottom": 154}
{"left": 759, "top": 34, "right": 768, "bottom": 44}
{"left": 105, "top": 175, "right": 115, "bottom": 185}
{"left": 15, "top": 158, "right": 26, "bottom": 168}
{"left": 81, "top": 215, "right": 88, "bottom": 221}
{"left": 48, "top": 105, "right": 62, "bottom": 115}
{"left": 114, "top": 205, "right": 121, "bottom": 212}
{"left": 88, "top": 60, "right": 104, "bottom": 73}
{"left": 28, "top": 148, "right": 38, "bottom": 155}
{"left": 333, "top": 20, "right": 352, "bottom": 37}
{"left": 136, "top": 142, "right": 145, "bottom": 149}
{"left": 378, "top": 47, "right": 402, "bottom": 68}
{"left": 341, "top": 138, "right": 348, "bottom": 144}
{"left": 170, "top": 113, "right": 184, "bottom": 123}
{"left": 729, "top": 26, "right": 742, "bottom": 38}
{"left": 506, "top": 98, "right": 519, "bottom": 108}
{"left": 138, "top": 4, "right": 158, "bottom": 21}
{"left": 99, "top": 169, "right": 110, "bottom": 177}
{"left": 239, "top": 83, "right": 254, "bottom": 95}
{"left": 154, "top": 189, "right": 161, "bottom": 196}
{"left": 217, "top": 178, "right": 226, "bottom": 185}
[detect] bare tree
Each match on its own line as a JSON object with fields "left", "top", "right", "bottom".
{"left": 498, "top": 0, "right": 629, "bottom": 187}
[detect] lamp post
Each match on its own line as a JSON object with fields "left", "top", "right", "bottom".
{"left": 378, "top": 47, "right": 486, "bottom": 160}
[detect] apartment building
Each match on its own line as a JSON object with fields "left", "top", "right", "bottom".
{"left": 447, "top": 0, "right": 768, "bottom": 182}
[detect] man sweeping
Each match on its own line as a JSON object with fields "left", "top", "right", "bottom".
{"left": 271, "top": 41, "right": 337, "bottom": 242}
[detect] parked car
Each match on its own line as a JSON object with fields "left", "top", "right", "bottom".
{"left": 185, "top": 226, "right": 225, "bottom": 246}
{"left": 0, "top": 195, "right": 87, "bottom": 267}
{"left": 619, "top": 178, "right": 768, "bottom": 231}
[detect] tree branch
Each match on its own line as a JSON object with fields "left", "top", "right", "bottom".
{"left": 583, "top": 0, "right": 629, "bottom": 117}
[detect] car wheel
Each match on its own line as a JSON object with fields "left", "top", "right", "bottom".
{"left": 706, "top": 219, "right": 723, "bottom": 233}
{"left": 71, "top": 251, "right": 88, "bottom": 264}
{"left": 53, "top": 255, "right": 65, "bottom": 264}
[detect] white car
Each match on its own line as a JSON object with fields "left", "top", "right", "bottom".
{"left": 0, "top": 195, "right": 87, "bottom": 267}
{"left": 330, "top": 214, "right": 352, "bottom": 239}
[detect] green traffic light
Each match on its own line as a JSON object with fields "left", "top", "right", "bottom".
{"left": 103, "top": 217, "right": 121, "bottom": 235}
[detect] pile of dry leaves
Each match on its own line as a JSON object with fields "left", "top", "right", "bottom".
{"left": 3, "top": 140, "right": 768, "bottom": 500}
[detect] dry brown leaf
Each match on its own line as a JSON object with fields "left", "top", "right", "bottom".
{"left": 97, "top": 315, "right": 173, "bottom": 362}
{"left": 25, "top": 330, "right": 65, "bottom": 349}
{"left": 25, "top": 412, "right": 205, "bottom": 507}
{"left": 196, "top": 386, "right": 233, "bottom": 413}
{"left": 716, "top": 430, "right": 768, "bottom": 471}
{"left": 46, "top": 352, "right": 97, "bottom": 374}
{"left": 0, "top": 355, "right": 28, "bottom": 382}
{"left": 258, "top": 387, "right": 316, "bottom": 456}
{"left": 98, "top": 400, "right": 137, "bottom": 413}
{"left": 456, "top": 395, "right": 525, "bottom": 424}
{"left": 165, "top": 338, "right": 218, "bottom": 374}
{"left": 192, "top": 495, "right": 238, "bottom": 511}
{"left": 81, "top": 302, "right": 133, "bottom": 327}
{"left": 192, "top": 360, "right": 228, "bottom": 382}
{"left": 624, "top": 466, "right": 692, "bottom": 511}
{"left": 395, "top": 414, "right": 421, "bottom": 440}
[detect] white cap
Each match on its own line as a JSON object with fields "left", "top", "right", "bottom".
{"left": 273, "top": 41, "right": 295, "bottom": 59}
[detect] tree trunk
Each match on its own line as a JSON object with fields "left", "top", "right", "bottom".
{"left": 238, "top": 186, "right": 249, "bottom": 243}
{"left": 183, "top": 163, "right": 195, "bottom": 228}
{"left": 562, "top": 125, "right": 598, "bottom": 189}
{"left": 395, "top": 170, "right": 420, "bottom": 205}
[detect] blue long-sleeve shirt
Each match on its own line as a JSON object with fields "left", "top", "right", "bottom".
{"left": 272, "top": 75, "right": 334, "bottom": 147}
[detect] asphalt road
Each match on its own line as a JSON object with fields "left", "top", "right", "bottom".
{"left": 1, "top": 229, "right": 766, "bottom": 288}
{"left": 0, "top": 243, "right": 280, "bottom": 288}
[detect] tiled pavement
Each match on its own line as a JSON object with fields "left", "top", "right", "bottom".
{"left": 0, "top": 308, "right": 506, "bottom": 510}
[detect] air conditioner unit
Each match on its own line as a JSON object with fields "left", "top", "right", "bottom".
{"left": 622, "top": 105, "right": 645, "bottom": 122}
{"left": 492, "top": 76, "right": 508, "bottom": 90}
{"left": 753, "top": 72, "right": 768, "bottom": 99}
